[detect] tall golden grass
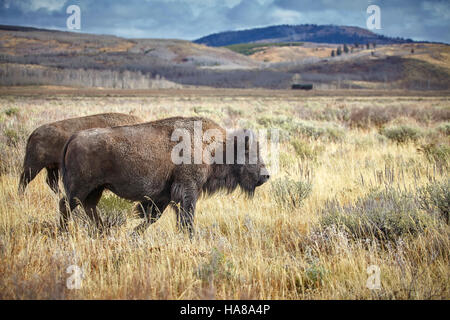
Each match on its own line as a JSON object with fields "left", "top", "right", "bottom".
{"left": 0, "top": 92, "right": 448, "bottom": 299}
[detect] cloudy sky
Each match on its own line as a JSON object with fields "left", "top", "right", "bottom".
{"left": 0, "top": 0, "right": 449, "bottom": 43}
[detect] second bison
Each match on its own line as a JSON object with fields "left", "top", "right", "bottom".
{"left": 59, "top": 116, "right": 270, "bottom": 235}
{"left": 19, "top": 113, "right": 142, "bottom": 194}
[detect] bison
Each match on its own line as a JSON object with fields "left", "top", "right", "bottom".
{"left": 19, "top": 113, "right": 142, "bottom": 194}
{"left": 59, "top": 116, "right": 270, "bottom": 235}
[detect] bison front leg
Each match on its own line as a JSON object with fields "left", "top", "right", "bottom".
{"left": 171, "top": 183, "right": 198, "bottom": 237}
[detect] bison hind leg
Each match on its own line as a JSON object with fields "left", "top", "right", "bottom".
{"left": 59, "top": 196, "right": 78, "bottom": 231}
{"left": 82, "top": 186, "right": 105, "bottom": 233}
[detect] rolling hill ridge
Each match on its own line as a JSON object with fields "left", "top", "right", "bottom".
{"left": 194, "top": 24, "right": 414, "bottom": 47}
{"left": 0, "top": 24, "right": 448, "bottom": 90}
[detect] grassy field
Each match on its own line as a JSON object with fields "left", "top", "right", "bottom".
{"left": 225, "top": 42, "right": 304, "bottom": 56}
{"left": 0, "top": 89, "right": 449, "bottom": 299}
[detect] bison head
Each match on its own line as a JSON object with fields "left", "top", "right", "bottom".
{"left": 227, "top": 129, "right": 270, "bottom": 196}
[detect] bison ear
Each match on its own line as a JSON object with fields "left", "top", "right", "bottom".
{"left": 243, "top": 129, "right": 255, "bottom": 152}
{"left": 230, "top": 129, "right": 254, "bottom": 150}
{"left": 226, "top": 129, "right": 256, "bottom": 164}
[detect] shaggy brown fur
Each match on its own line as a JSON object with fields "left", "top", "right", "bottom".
{"left": 19, "top": 113, "right": 142, "bottom": 194}
{"left": 59, "top": 116, "right": 269, "bottom": 235}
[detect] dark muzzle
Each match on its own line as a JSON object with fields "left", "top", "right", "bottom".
{"left": 256, "top": 174, "right": 270, "bottom": 186}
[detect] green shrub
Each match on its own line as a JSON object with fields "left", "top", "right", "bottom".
{"left": 296, "top": 122, "right": 325, "bottom": 139}
{"left": 291, "top": 139, "right": 323, "bottom": 161}
{"left": 193, "top": 106, "right": 216, "bottom": 115}
{"left": 98, "top": 193, "right": 133, "bottom": 226}
{"left": 324, "top": 126, "right": 346, "bottom": 142}
{"left": 348, "top": 105, "right": 450, "bottom": 128}
{"left": 436, "top": 122, "right": 450, "bottom": 136}
{"left": 75, "top": 194, "right": 130, "bottom": 230}
{"left": 225, "top": 42, "right": 303, "bottom": 55}
{"left": 257, "top": 116, "right": 345, "bottom": 142}
{"left": 4, "top": 107, "right": 19, "bottom": 117}
{"left": 319, "top": 188, "right": 432, "bottom": 242}
{"left": 380, "top": 125, "right": 422, "bottom": 144}
{"left": 98, "top": 193, "right": 133, "bottom": 213}
{"left": 304, "top": 262, "right": 328, "bottom": 289}
{"left": 195, "top": 247, "right": 234, "bottom": 282}
{"left": 226, "top": 106, "right": 243, "bottom": 118}
{"left": 418, "top": 143, "right": 450, "bottom": 168}
{"left": 417, "top": 179, "right": 449, "bottom": 224}
{"left": 3, "top": 128, "right": 21, "bottom": 147}
{"left": 271, "top": 177, "right": 312, "bottom": 208}
{"left": 257, "top": 115, "right": 292, "bottom": 129}
{"left": 295, "top": 122, "right": 344, "bottom": 142}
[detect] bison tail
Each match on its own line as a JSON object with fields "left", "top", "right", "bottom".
{"left": 18, "top": 131, "right": 38, "bottom": 195}
{"left": 61, "top": 134, "right": 77, "bottom": 196}
{"left": 18, "top": 171, "right": 27, "bottom": 195}
{"left": 18, "top": 132, "right": 34, "bottom": 195}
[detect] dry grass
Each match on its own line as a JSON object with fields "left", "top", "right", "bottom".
{"left": 250, "top": 43, "right": 336, "bottom": 63}
{"left": 0, "top": 91, "right": 449, "bottom": 299}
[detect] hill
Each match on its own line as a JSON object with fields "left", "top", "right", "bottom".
{"left": 0, "top": 25, "right": 448, "bottom": 90}
{"left": 0, "top": 25, "right": 258, "bottom": 69}
{"left": 0, "top": 25, "right": 265, "bottom": 89}
{"left": 194, "top": 24, "right": 414, "bottom": 47}
{"left": 279, "top": 43, "right": 450, "bottom": 90}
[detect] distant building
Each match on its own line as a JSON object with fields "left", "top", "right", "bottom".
{"left": 291, "top": 84, "right": 313, "bottom": 90}
{"left": 291, "top": 73, "right": 313, "bottom": 90}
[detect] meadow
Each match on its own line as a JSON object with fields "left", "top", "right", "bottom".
{"left": 0, "top": 89, "right": 448, "bottom": 299}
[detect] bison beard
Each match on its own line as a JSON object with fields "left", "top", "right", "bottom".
{"left": 18, "top": 112, "right": 142, "bottom": 194}
{"left": 59, "top": 116, "right": 269, "bottom": 236}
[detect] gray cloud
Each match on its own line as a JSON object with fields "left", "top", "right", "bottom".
{"left": 0, "top": 0, "right": 448, "bottom": 42}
